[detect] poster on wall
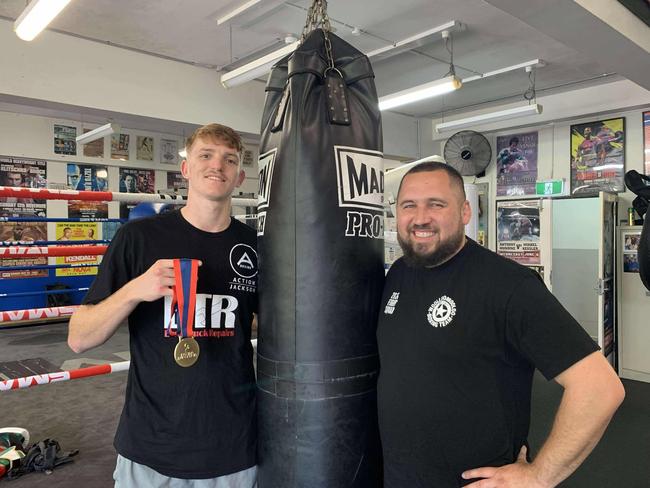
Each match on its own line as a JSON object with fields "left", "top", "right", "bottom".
{"left": 570, "top": 117, "right": 625, "bottom": 196}
{"left": 67, "top": 163, "right": 108, "bottom": 191}
{"left": 54, "top": 124, "right": 77, "bottom": 155}
{"left": 67, "top": 163, "right": 109, "bottom": 218}
{"left": 0, "top": 222, "right": 48, "bottom": 279}
{"left": 476, "top": 182, "right": 489, "bottom": 247}
{"left": 496, "top": 131, "right": 538, "bottom": 197}
{"left": 111, "top": 133, "right": 130, "bottom": 160}
{"left": 160, "top": 139, "right": 179, "bottom": 165}
{"left": 0, "top": 156, "right": 47, "bottom": 216}
{"left": 54, "top": 222, "right": 100, "bottom": 276}
{"left": 119, "top": 168, "right": 155, "bottom": 219}
{"left": 496, "top": 200, "right": 541, "bottom": 265}
{"left": 643, "top": 112, "right": 650, "bottom": 175}
{"left": 136, "top": 136, "right": 154, "bottom": 161}
{"left": 166, "top": 171, "right": 186, "bottom": 191}
{"left": 623, "top": 231, "right": 641, "bottom": 273}
{"left": 81, "top": 129, "right": 105, "bottom": 158}
{"left": 119, "top": 168, "right": 154, "bottom": 193}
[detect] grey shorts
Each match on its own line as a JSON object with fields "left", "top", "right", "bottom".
{"left": 113, "top": 454, "right": 257, "bottom": 488}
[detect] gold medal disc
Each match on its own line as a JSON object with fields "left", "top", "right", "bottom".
{"left": 174, "top": 337, "right": 200, "bottom": 367}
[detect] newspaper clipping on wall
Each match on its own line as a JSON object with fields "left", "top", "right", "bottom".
{"left": 54, "top": 124, "right": 77, "bottom": 155}
{"left": 160, "top": 139, "right": 179, "bottom": 165}
{"left": 136, "top": 136, "right": 154, "bottom": 161}
{"left": 111, "top": 133, "right": 130, "bottom": 160}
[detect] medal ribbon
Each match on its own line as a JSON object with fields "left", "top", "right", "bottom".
{"left": 166, "top": 259, "right": 199, "bottom": 338}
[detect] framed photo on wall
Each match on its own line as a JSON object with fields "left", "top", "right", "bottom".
{"left": 643, "top": 111, "right": 650, "bottom": 175}
{"left": 570, "top": 117, "right": 625, "bottom": 196}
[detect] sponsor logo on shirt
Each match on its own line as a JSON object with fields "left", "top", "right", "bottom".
{"left": 164, "top": 294, "right": 239, "bottom": 338}
{"left": 334, "top": 145, "right": 384, "bottom": 239}
{"left": 229, "top": 244, "right": 258, "bottom": 279}
{"left": 384, "top": 291, "right": 399, "bottom": 314}
{"left": 427, "top": 295, "right": 456, "bottom": 328}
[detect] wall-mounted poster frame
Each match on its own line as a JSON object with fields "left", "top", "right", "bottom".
{"left": 570, "top": 117, "right": 625, "bottom": 197}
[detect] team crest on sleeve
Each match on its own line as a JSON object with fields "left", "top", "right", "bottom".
{"left": 427, "top": 295, "right": 456, "bottom": 328}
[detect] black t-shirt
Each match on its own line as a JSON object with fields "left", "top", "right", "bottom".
{"left": 83, "top": 210, "right": 258, "bottom": 479}
{"left": 377, "top": 239, "right": 598, "bottom": 488}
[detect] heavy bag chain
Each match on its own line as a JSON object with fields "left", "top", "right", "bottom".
{"left": 300, "top": 0, "right": 336, "bottom": 73}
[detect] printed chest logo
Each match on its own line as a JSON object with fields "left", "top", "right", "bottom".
{"left": 229, "top": 244, "right": 257, "bottom": 293}
{"left": 427, "top": 295, "right": 456, "bottom": 328}
{"left": 384, "top": 292, "right": 399, "bottom": 314}
{"left": 257, "top": 148, "right": 277, "bottom": 237}
{"left": 164, "top": 294, "right": 239, "bottom": 338}
{"left": 334, "top": 145, "right": 384, "bottom": 239}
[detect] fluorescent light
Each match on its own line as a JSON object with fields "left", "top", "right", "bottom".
{"left": 14, "top": 0, "right": 72, "bottom": 41}
{"left": 220, "top": 21, "right": 462, "bottom": 89}
{"left": 435, "top": 104, "right": 543, "bottom": 133}
{"left": 76, "top": 123, "right": 120, "bottom": 144}
{"left": 216, "top": 0, "right": 262, "bottom": 25}
{"left": 179, "top": 149, "right": 187, "bottom": 158}
{"left": 221, "top": 41, "right": 299, "bottom": 88}
{"left": 379, "top": 76, "right": 462, "bottom": 111}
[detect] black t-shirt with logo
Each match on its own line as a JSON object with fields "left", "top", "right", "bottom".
{"left": 377, "top": 238, "right": 598, "bottom": 488}
{"left": 83, "top": 210, "right": 257, "bottom": 479}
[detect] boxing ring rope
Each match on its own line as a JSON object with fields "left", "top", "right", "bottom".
{"left": 0, "top": 263, "right": 98, "bottom": 272}
{"left": 0, "top": 287, "right": 88, "bottom": 298}
{"left": 0, "top": 186, "right": 257, "bottom": 207}
{"left": 0, "top": 340, "right": 258, "bottom": 391}
{"left": 0, "top": 306, "right": 78, "bottom": 324}
{"left": 0, "top": 246, "right": 107, "bottom": 257}
{"left": 1, "top": 240, "right": 111, "bottom": 247}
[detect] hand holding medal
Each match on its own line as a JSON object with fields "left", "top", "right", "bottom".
{"left": 167, "top": 258, "right": 200, "bottom": 367}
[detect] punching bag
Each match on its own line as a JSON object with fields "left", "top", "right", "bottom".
{"left": 256, "top": 15, "right": 384, "bottom": 488}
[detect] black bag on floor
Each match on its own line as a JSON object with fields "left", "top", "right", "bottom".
{"left": 256, "top": 5, "right": 384, "bottom": 487}
{"left": 6, "top": 439, "right": 78, "bottom": 479}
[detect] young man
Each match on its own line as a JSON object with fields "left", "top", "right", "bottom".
{"left": 377, "top": 161, "right": 624, "bottom": 488}
{"left": 68, "top": 123, "right": 258, "bottom": 487}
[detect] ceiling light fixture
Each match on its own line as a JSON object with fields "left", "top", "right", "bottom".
{"left": 14, "top": 0, "right": 72, "bottom": 41}
{"left": 435, "top": 103, "right": 543, "bottom": 133}
{"left": 76, "top": 123, "right": 120, "bottom": 145}
{"left": 216, "top": 0, "right": 262, "bottom": 25}
{"left": 221, "top": 41, "right": 299, "bottom": 88}
{"left": 379, "top": 29, "right": 462, "bottom": 111}
{"left": 379, "top": 76, "right": 462, "bottom": 111}
{"left": 220, "top": 21, "right": 463, "bottom": 89}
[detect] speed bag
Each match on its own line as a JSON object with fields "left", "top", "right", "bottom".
{"left": 256, "top": 29, "right": 384, "bottom": 488}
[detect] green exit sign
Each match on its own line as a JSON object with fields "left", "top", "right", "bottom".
{"left": 536, "top": 180, "right": 564, "bottom": 196}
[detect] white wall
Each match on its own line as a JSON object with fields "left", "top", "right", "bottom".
{"left": 0, "top": 19, "right": 266, "bottom": 135}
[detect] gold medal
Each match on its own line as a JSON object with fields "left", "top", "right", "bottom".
{"left": 174, "top": 337, "right": 200, "bottom": 367}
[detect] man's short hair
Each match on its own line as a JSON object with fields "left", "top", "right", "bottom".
{"left": 185, "top": 123, "right": 243, "bottom": 155}
{"left": 397, "top": 161, "right": 466, "bottom": 201}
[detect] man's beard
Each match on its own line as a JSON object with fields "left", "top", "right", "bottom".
{"left": 397, "top": 224, "right": 465, "bottom": 268}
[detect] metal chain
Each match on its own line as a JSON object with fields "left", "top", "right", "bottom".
{"left": 524, "top": 69, "right": 536, "bottom": 102}
{"left": 299, "top": 0, "right": 336, "bottom": 71}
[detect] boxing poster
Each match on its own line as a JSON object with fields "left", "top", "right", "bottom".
{"left": 111, "top": 133, "right": 130, "bottom": 160}
{"left": 166, "top": 171, "right": 186, "bottom": 192}
{"left": 623, "top": 231, "right": 641, "bottom": 273}
{"left": 496, "top": 200, "right": 541, "bottom": 265}
{"left": 119, "top": 168, "right": 155, "bottom": 219}
{"left": 66, "top": 164, "right": 109, "bottom": 218}
{"left": 160, "top": 139, "right": 179, "bottom": 165}
{"left": 570, "top": 118, "right": 625, "bottom": 196}
{"left": 136, "top": 136, "right": 154, "bottom": 161}
{"left": 54, "top": 222, "right": 100, "bottom": 277}
{"left": 0, "top": 157, "right": 48, "bottom": 279}
{"left": 54, "top": 124, "right": 77, "bottom": 155}
{"left": 643, "top": 112, "right": 650, "bottom": 175}
{"left": 81, "top": 129, "right": 105, "bottom": 158}
{"left": 496, "top": 131, "right": 538, "bottom": 197}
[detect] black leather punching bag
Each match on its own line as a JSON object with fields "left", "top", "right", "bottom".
{"left": 256, "top": 26, "right": 384, "bottom": 488}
